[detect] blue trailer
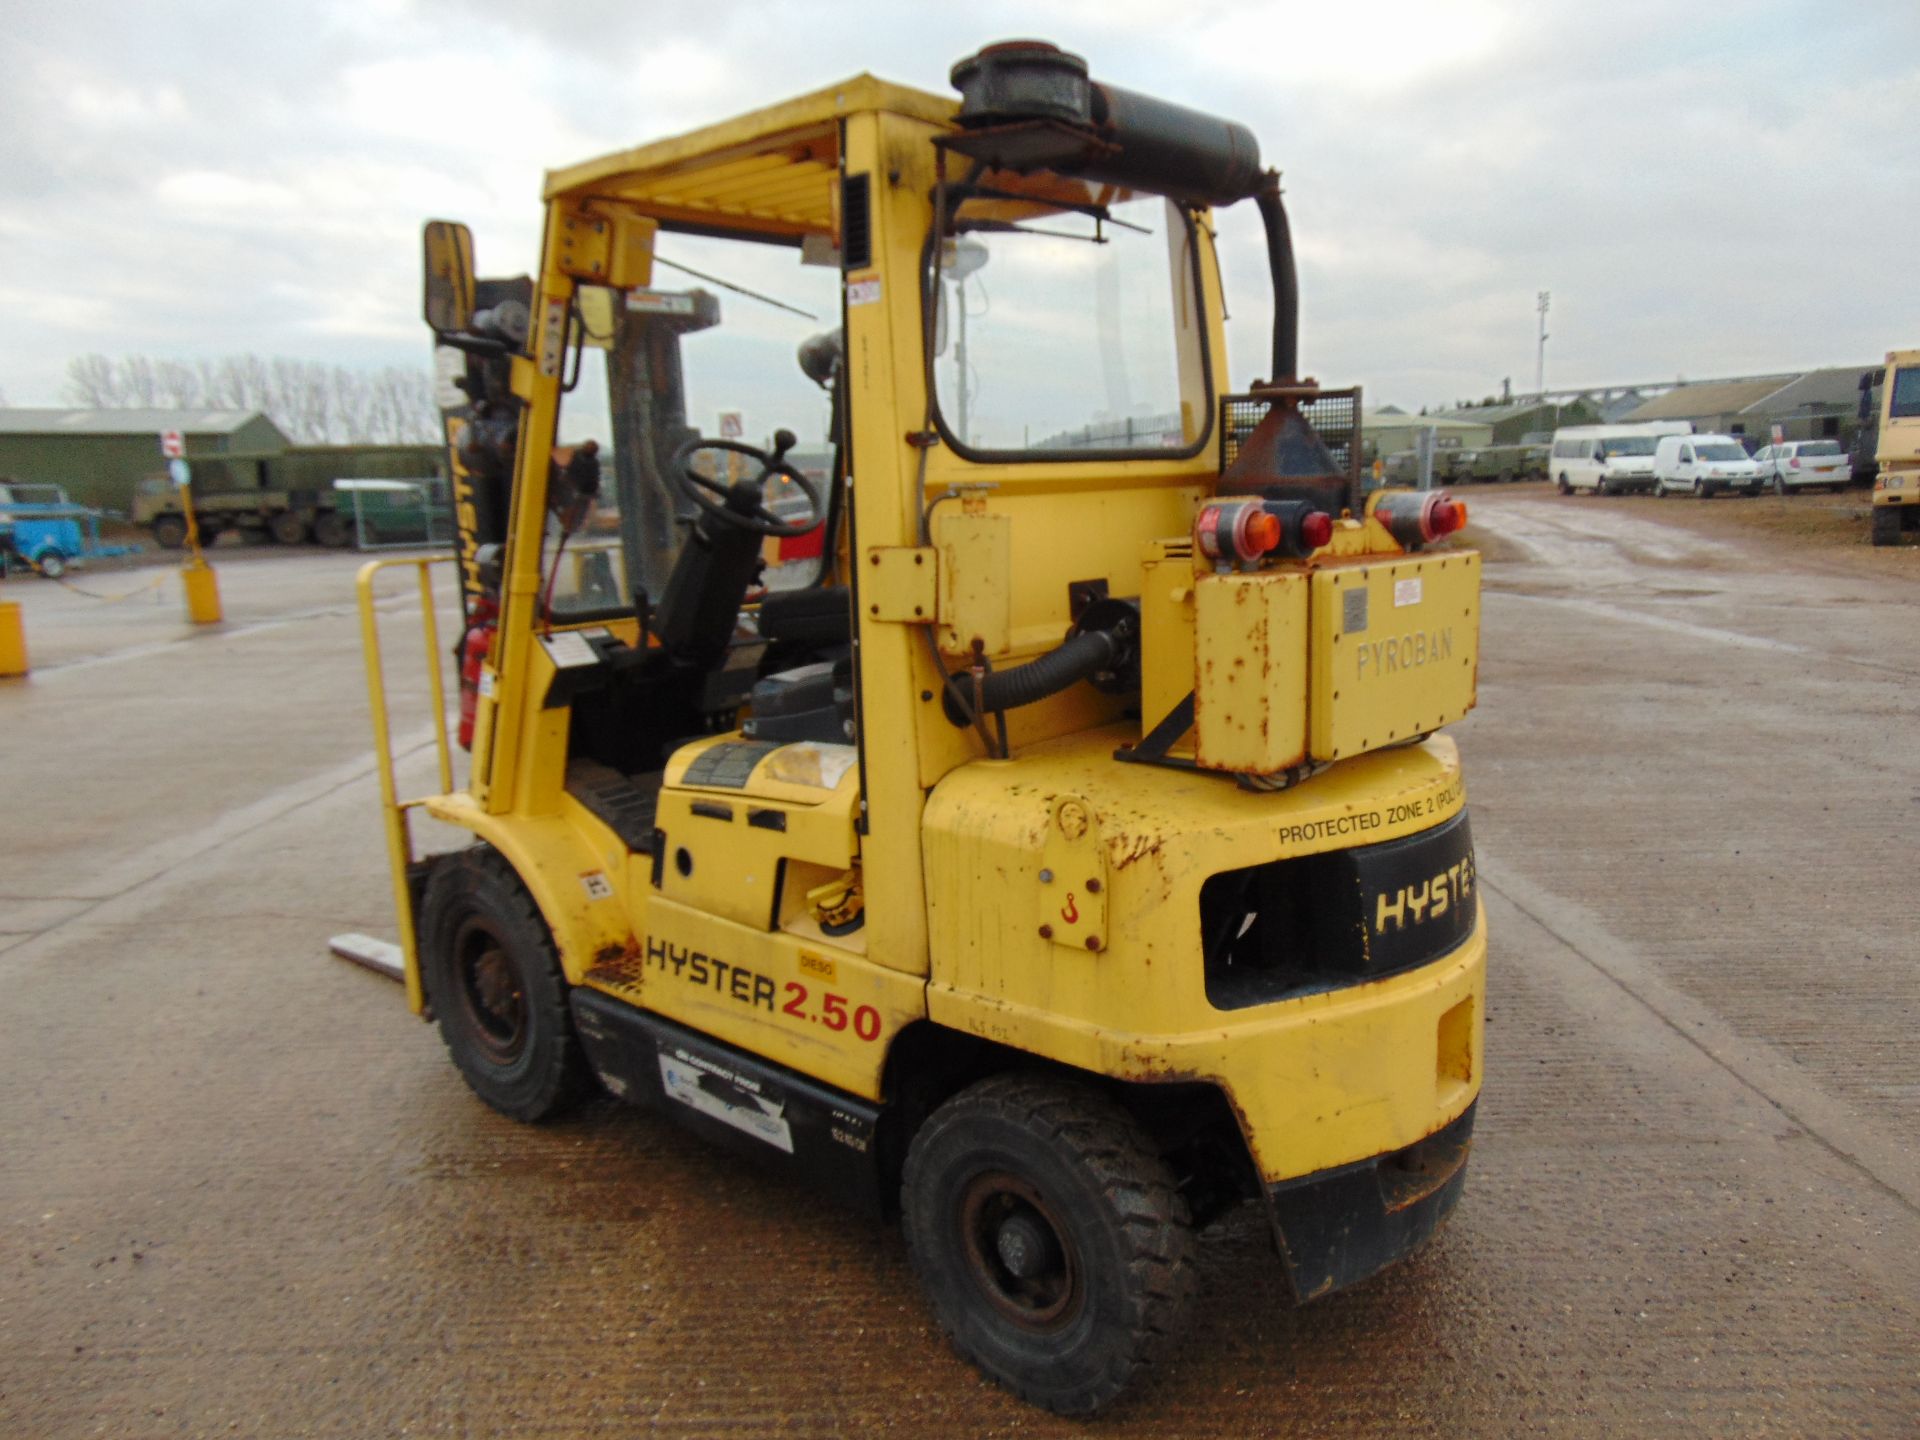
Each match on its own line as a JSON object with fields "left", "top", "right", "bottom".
{"left": 0, "top": 483, "right": 141, "bottom": 578}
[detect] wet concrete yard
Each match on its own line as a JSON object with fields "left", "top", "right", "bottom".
{"left": 2, "top": 501, "right": 1916, "bottom": 1436}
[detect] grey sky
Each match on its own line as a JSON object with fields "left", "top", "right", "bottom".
{"left": 4, "top": 0, "right": 1916, "bottom": 425}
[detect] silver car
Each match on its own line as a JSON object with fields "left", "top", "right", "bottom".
{"left": 1751, "top": 440, "right": 1853, "bottom": 494}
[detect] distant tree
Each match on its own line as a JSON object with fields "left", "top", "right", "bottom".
{"left": 65, "top": 354, "right": 125, "bottom": 406}
{"left": 61, "top": 352, "right": 437, "bottom": 443}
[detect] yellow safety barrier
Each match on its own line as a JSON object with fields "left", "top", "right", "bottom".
{"left": 357, "top": 555, "right": 458, "bottom": 1011}
{"left": 0, "top": 598, "right": 27, "bottom": 677}
{"left": 179, "top": 488, "right": 223, "bottom": 624}
{"left": 181, "top": 558, "right": 223, "bottom": 624}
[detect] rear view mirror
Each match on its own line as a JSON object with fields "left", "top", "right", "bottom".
{"left": 423, "top": 220, "right": 476, "bottom": 336}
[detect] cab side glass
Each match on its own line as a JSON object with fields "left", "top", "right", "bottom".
{"left": 423, "top": 221, "right": 476, "bottom": 337}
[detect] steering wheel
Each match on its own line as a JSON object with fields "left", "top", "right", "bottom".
{"left": 669, "top": 428, "right": 822, "bottom": 538}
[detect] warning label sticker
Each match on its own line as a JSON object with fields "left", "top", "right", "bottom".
{"left": 659, "top": 1050, "right": 794, "bottom": 1153}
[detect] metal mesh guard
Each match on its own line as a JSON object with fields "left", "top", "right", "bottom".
{"left": 1221, "top": 390, "right": 1361, "bottom": 477}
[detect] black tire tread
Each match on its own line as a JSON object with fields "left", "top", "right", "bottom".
{"left": 1871, "top": 505, "right": 1902, "bottom": 547}
{"left": 902, "top": 1072, "right": 1197, "bottom": 1416}
{"left": 420, "top": 846, "right": 589, "bottom": 1123}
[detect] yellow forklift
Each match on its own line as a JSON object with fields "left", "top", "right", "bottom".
{"left": 362, "top": 41, "right": 1485, "bottom": 1414}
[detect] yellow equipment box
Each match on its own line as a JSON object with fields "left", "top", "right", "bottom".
{"left": 1310, "top": 551, "right": 1480, "bottom": 763}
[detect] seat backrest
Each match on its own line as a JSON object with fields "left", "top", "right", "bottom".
{"left": 757, "top": 585, "right": 852, "bottom": 648}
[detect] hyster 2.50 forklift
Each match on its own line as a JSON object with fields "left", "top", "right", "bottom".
{"left": 363, "top": 41, "right": 1485, "bottom": 1415}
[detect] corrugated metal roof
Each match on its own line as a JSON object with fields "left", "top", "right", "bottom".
{"left": 1364, "top": 411, "right": 1490, "bottom": 430}
{"left": 1737, "top": 366, "right": 1876, "bottom": 414}
{"left": 0, "top": 408, "right": 275, "bottom": 436}
{"left": 1622, "top": 380, "right": 1793, "bottom": 421}
{"left": 1433, "top": 400, "right": 1565, "bottom": 425}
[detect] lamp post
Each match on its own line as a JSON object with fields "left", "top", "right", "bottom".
{"left": 1535, "top": 290, "right": 1551, "bottom": 399}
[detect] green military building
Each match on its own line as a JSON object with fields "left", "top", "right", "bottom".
{"left": 0, "top": 409, "right": 442, "bottom": 513}
{"left": 1363, "top": 411, "right": 1494, "bottom": 459}
{"left": 1433, "top": 398, "right": 1600, "bottom": 443}
{"left": 0, "top": 409, "right": 290, "bottom": 509}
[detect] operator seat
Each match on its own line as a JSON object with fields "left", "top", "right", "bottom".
{"left": 758, "top": 585, "right": 852, "bottom": 649}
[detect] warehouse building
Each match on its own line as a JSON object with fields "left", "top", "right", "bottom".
{"left": 0, "top": 409, "right": 441, "bottom": 513}
{"left": 1363, "top": 411, "right": 1494, "bottom": 459}
{"left": 1433, "top": 397, "right": 1600, "bottom": 444}
{"left": 0, "top": 409, "right": 290, "bottom": 509}
{"left": 1618, "top": 366, "right": 1875, "bottom": 445}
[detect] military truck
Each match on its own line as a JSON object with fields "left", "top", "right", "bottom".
{"left": 133, "top": 471, "right": 353, "bottom": 548}
{"left": 1870, "top": 349, "right": 1919, "bottom": 545}
{"left": 1464, "top": 443, "right": 1549, "bottom": 483}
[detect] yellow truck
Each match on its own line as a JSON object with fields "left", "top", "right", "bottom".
{"left": 360, "top": 41, "right": 1485, "bottom": 1413}
{"left": 1871, "top": 349, "right": 1920, "bottom": 546}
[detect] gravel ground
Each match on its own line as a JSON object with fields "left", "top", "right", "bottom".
{"left": 1, "top": 502, "right": 1915, "bottom": 1437}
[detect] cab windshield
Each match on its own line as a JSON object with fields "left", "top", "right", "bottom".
{"left": 1697, "top": 443, "right": 1746, "bottom": 461}
{"left": 929, "top": 188, "right": 1209, "bottom": 459}
{"left": 1604, "top": 437, "right": 1658, "bottom": 457}
{"left": 1889, "top": 366, "right": 1920, "bottom": 420}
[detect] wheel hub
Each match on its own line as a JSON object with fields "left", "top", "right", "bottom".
{"left": 995, "top": 1211, "right": 1059, "bottom": 1280}
{"left": 958, "top": 1171, "right": 1079, "bottom": 1330}
{"left": 452, "top": 917, "right": 528, "bottom": 1065}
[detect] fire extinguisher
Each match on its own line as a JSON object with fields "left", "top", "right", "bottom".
{"left": 457, "top": 595, "right": 498, "bottom": 751}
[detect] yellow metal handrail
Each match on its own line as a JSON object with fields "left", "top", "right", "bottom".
{"left": 356, "top": 555, "right": 458, "bottom": 1010}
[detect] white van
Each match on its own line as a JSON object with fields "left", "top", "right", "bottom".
{"left": 1652, "top": 434, "right": 1763, "bottom": 498}
{"left": 1548, "top": 422, "right": 1692, "bottom": 495}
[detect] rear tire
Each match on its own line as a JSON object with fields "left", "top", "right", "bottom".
{"left": 419, "top": 847, "right": 590, "bottom": 1123}
{"left": 313, "top": 511, "right": 353, "bottom": 548}
{"left": 1872, "top": 505, "right": 1902, "bottom": 547}
{"left": 902, "top": 1072, "right": 1197, "bottom": 1416}
{"left": 269, "top": 511, "right": 311, "bottom": 545}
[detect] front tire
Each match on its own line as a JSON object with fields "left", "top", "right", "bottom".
{"left": 151, "top": 514, "right": 188, "bottom": 549}
{"left": 35, "top": 551, "right": 66, "bottom": 579}
{"left": 902, "top": 1073, "right": 1197, "bottom": 1416}
{"left": 1872, "top": 505, "right": 1902, "bottom": 547}
{"left": 419, "top": 847, "right": 589, "bottom": 1122}
{"left": 1557, "top": 473, "right": 1571, "bottom": 495}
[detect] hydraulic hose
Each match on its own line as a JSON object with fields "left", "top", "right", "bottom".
{"left": 942, "top": 626, "right": 1127, "bottom": 727}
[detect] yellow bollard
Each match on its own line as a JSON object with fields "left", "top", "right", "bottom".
{"left": 181, "top": 560, "right": 223, "bottom": 625}
{"left": 0, "top": 598, "right": 27, "bottom": 677}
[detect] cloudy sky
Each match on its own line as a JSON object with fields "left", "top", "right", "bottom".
{"left": 4, "top": 0, "right": 1916, "bottom": 427}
